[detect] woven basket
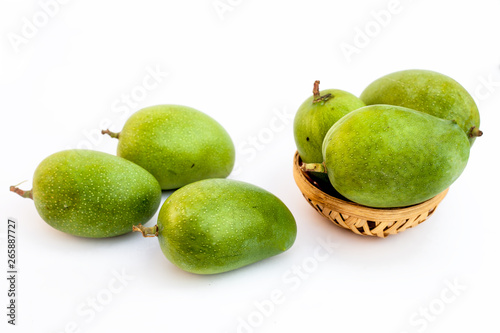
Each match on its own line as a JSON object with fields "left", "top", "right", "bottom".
{"left": 293, "top": 151, "right": 448, "bottom": 238}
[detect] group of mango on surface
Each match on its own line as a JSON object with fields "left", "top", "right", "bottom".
{"left": 11, "top": 69, "right": 481, "bottom": 274}
{"left": 11, "top": 105, "right": 297, "bottom": 274}
{"left": 294, "top": 69, "right": 482, "bottom": 208}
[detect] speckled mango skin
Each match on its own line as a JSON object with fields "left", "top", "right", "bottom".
{"left": 322, "top": 105, "right": 470, "bottom": 208}
{"left": 294, "top": 89, "right": 365, "bottom": 163}
{"left": 157, "top": 179, "right": 297, "bottom": 274}
{"left": 117, "top": 105, "right": 235, "bottom": 190}
{"left": 360, "top": 69, "right": 480, "bottom": 145}
{"left": 32, "top": 150, "right": 162, "bottom": 238}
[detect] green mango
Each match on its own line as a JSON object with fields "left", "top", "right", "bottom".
{"left": 11, "top": 150, "right": 162, "bottom": 238}
{"left": 360, "top": 69, "right": 482, "bottom": 144}
{"left": 134, "top": 179, "right": 297, "bottom": 274}
{"left": 319, "top": 105, "right": 470, "bottom": 208}
{"left": 103, "top": 104, "right": 235, "bottom": 190}
{"left": 294, "top": 81, "right": 365, "bottom": 163}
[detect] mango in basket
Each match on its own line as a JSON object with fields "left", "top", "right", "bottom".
{"left": 133, "top": 179, "right": 297, "bottom": 274}
{"left": 303, "top": 105, "right": 470, "bottom": 208}
{"left": 294, "top": 80, "right": 365, "bottom": 163}
{"left": 360, "top": 69, "right": 482, "bottom": 145}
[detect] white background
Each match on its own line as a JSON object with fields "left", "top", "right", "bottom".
{"left": 1, "top": 0, "right": 499, "bottom": 332}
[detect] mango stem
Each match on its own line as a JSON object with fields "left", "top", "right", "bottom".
{"left": 132, "top": 224, "right": 158, "bottom": 237}
{"left": 101, "top": 129, "right": 120, "bottom": 139}
{"left": 313, "top": 80, "right": 321, "bottom": 99}
{"left": 312, "top": 80, "right": 332, "bottom": 104}
{"left": 301, "top": 162, "right": 327, "bottom": 174}
{"left": 468, "top": 126, "right": 483, "bottom": 138}
{"left": 10, "top": 186, "right": 33, "bottom": 200}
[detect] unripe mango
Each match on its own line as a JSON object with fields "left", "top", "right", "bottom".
{"left": 103, "top": 104, "right": 235, "bottom": 190}
{"left": 134, "top": 179, "right": 297, "bottom": 274}
{"left": 360, "top": 69, "right": 482, "bottom": 144}
{"left": 11, "top": 150, "right": 162, "bottom": 238}
{"left": 294, "top": 81, "right": 365, "bottom": 163}
{"left": 319, "top": 105, "right": 470, "bottom": 208}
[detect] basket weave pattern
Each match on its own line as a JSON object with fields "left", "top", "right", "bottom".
{"left": 293, "top": 151, "right": 448, "bottom": 238}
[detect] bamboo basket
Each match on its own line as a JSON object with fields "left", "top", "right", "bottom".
{"left": 293, "top": 151, "right": 449, "bottom": 238}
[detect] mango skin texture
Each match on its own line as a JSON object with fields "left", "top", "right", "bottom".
{"left": 117, "top": 105, "right": 235, "bottom": 190}
{"left": 157, "top": 179, "right": 297, "bottom": 274}
{"left": 294, "top": 89, "right": 365, "bottom": 163}
{"left": 322, "top": 105, "right": 470, "bottom": 208}
{"left": 360, "top": 69, "right": 480, "bottom": 145}
{"left": 32, "top": 150, "right": 162, "bottom": 238}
